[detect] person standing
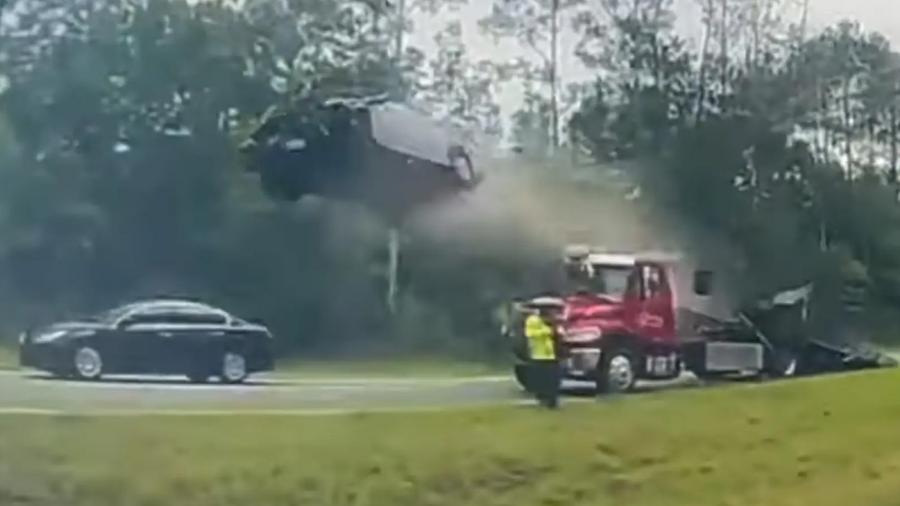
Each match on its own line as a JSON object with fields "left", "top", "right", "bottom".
{"left": 524, "top": 303, "right": 562, "bottom": 409}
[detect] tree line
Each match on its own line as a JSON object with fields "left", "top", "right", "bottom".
{"left": 1, "top": 0, "right": 899, "bottom": 357}
{"left": 568, "top": 0, "right": 900, "bottom": 341}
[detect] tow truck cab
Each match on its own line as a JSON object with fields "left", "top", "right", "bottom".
{"left": 508, "top": 246, "right": 784, "bottom": 394}
{"left": 507, "top": 245, "right": 894, "bottom": 394}
{"left": 557, "top": 247, "right": 682, "bottom": 385}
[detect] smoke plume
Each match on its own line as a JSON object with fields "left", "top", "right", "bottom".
{"left": 407, "top": 154, "right": 744, "bottom": 318}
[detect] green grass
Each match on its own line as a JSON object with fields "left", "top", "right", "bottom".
{"left": 4, "top": 370, "right": 900, "bottom": 505}
{"left": 273, "top": 356, "right": 506, "bottom": 378}
{"left": 0, "top": 345, "right": 16, "bottom": 370}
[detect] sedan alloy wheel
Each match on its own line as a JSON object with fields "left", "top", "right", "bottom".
{"left": 73, "top": 346, "right": 103, "bottom": 380}
{"left": 221, "top": 351, "right": 248, "bottom": 384}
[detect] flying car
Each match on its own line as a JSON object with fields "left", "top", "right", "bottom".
{"left": 240, "top": 94, "right": 482, "bottom": 219}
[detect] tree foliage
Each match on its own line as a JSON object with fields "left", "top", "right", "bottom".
{"left": 413, "top": 19, "right": 505, "bottom": 139}
{"left": 5, "top": 0, "right": 900, "bottom": 359}
{"left": 568, "top": 0, "right": 900, "bottom": 340}
{"left": 0, "top": 0, "right": 516, "bottom": 357}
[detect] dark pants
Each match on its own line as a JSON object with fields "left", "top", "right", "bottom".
{"left": 530, "top": 360, "right": 561, "bottom": 409}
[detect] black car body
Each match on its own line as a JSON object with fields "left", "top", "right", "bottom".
{"left": 19, "top": 299, "right": 274, "bottom": 383}
{"left": 240, "top": 94, "right": 482, "bottom": 220}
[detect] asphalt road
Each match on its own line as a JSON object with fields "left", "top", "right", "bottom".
{"left": 0, "top": 370, "right": 699, "bottom": 415}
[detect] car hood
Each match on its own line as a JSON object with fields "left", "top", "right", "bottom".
{"left": 231, "top": 320, "right": 272, "bottom": 336}
{"left": 20, "top": 321, "right": 107, "bottom": 345}
{"left": 31, "top": 321, "right": 108, "bottom": 337}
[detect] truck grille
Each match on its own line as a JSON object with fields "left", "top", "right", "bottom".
{"left": 564, "top": 349, "right": 601, "bottom": 376}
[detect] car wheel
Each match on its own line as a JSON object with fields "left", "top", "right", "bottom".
{"left": 73, "top": 346, "right": 103, "bottom": 381}
{"left": 449, "top": 149, "right": 477, "bottom": 187}
{"left": 597, "top": 348, "right": 636, "bottom": 394}
{"left": 221, "top": 351, "right": 249, "bottom": 384}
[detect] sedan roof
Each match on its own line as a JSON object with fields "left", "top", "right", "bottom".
{"left": 121, "top": 299, "right": 223, "bottom": 314}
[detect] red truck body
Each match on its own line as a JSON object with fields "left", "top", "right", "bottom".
{"left": 561, "top": 264, "right": 678, "bottom": 346}
{"left": 509, "top": 245, "right": 892, "bottom": 394}
{"left": 510, "top": 247, "right": 690, "bottom": 392}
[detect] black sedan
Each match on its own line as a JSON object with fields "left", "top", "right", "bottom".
{"left": 240, "top": 94, "right": 482, "bottom": 220}
{"left": 19, "top": 299, "right": 274, "bottom": 384}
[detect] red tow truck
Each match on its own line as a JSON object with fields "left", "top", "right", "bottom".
{"left": 503, "top": 245, "right": 893, "bottom": 394}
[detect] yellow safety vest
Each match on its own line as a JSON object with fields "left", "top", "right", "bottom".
{"left": 525, "top": 314, "right": 556, "bottom": 360}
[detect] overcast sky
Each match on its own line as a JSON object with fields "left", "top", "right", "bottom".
{"left": 407, "top": 0, "right": 900, "bottom": 126}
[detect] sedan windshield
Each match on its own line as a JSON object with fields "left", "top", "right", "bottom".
{"left": 93, "top": 304, "right": 139, "bottom": 325}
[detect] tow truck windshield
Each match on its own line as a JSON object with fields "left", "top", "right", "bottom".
{"left": 566, "top": 263, "right": 632, "bottom": 300}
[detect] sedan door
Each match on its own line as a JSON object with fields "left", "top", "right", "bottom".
{"left": 158, "top": 309, "right": 231, "bottom": 375}
{"left": 116, "top": 310, "right": 174, "bottom": 374}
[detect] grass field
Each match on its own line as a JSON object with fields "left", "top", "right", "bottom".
{"left": 3, "top": 370, "right": 900, "bottom": 505}
{"left": 0, "top": 345, "right": 16, "bottom": 370}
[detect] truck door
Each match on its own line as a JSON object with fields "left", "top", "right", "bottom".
{"left": 636, "top": 263, "right": 676, "bottom": 341}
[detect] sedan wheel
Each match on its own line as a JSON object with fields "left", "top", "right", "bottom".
{"left": 73, "top": 346, "right": 103, "bottom": 380}
{"left": 449, "top": 148, "right": 478, "bottom": 188}
{"left": 221, "top": 351, "right": 248, "bottom": 384}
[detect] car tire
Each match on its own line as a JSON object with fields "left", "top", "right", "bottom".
{"left": 72, "top": 345, "right": 103, "bottom": 381}
{"left": 596, "top": 348, "right": 637, "bottom": 395}
{"left": 220, "top": 350, "right": 249, "bottom": 384}
{"left": 448, "top": 148, "right": 477, "bottom": 187}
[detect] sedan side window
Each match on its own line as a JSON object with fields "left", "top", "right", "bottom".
{"left": 120, "top": 311, "right": 170, "bottom": 327}
{"left": 166, "top": 311, "right": 228, "bottom": 326}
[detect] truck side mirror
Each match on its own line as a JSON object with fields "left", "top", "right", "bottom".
{"left": 693, "top": 270, "right": 714, "bottom": 296}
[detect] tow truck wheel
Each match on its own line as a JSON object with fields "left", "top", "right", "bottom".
{"left": 597, "top": 348, "right": 637, "bottom": 394}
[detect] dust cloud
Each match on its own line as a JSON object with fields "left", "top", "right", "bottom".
{"left": 406, "top": 155, "right": 744, "bottom": 319}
